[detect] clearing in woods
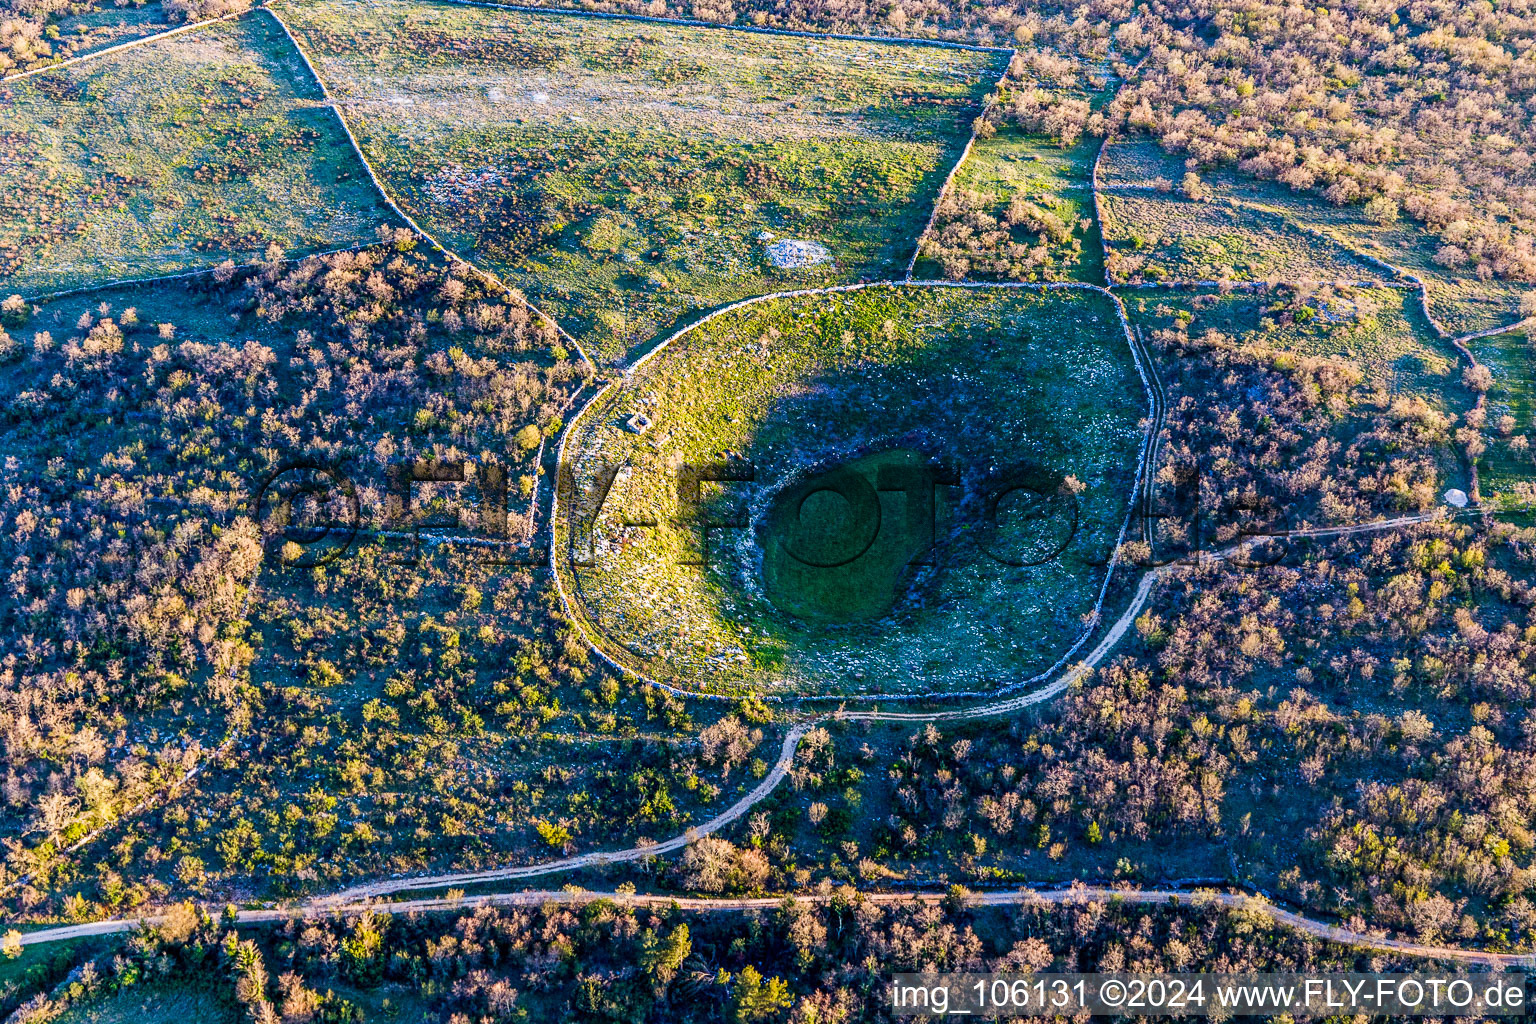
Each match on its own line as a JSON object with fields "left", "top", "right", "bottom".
{"left": 914, "top": 124, "right": 1107, "bottom": 283}
{"left": 1099, "top": 139, "right": 1528, "bottom": 334}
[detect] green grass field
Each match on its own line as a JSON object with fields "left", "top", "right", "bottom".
{"left": 556, "top": 284, "right": 1147, "bottom": 697}
{"left": 0, "top": 11, "right": 387, "bottom": 295}
{"left": 1098, "top": 190, "right": 1379, "bottom": 284}
{"left": 1100, "top": 139, "right": 1531, "bottom": 336}
{"left": 275, "top": 0, "right": 1006, "bottom": 363}
{"left": 1468, "top": 329, "right": 1536, "bottom": 507}
{"left": 53, "top": 982, "right": 238, "bottom": 1024}
{"left": 1094, "top": 136, "right": 1186, "bottom": 193}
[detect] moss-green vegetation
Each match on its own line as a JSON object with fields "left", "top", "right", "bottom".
{"left": 760, "top": 448, "right": 942, "bottom": 623}
{"left": 39, "top": 1, "right": 179, "bottom": 65}
{"left": 1234, "top": 190, "right": 1528, "bottom": 338}
{"left": 0, "top": 937, "right": 109, "bottom": 1019}
{"left": 914, "top": 124, "right": 1104, "bottom": 282}
{"left": 1093, "top": 136, "right": 1184, "bottom": 194}
{"left": 557, "top": 285, "right": 1146, "bottom": 697}
{"left": 276, "top": 0, "right": 1005, "bottom": 362}
{"left": 0, "top": 11, "right": 386, "bottom": 295}
{"left": 1469, "top": 329, "right": 1536, "bottom": 508}
{"left": 53, "top": 981, "right": 239, "bottom": 1024}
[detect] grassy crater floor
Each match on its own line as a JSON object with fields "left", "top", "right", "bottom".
{"left": 555, "top": 284, "right": 1148, "bottom": 698}
{"left": 275, "top": 0, "right": 1006, "bottom": 363}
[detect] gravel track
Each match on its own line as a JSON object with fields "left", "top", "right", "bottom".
{"left": 21, "top": 879, "right": 1533, "bottom": 967}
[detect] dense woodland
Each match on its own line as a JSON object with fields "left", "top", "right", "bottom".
{"left": 0, "top": 235, "right": 589, "bottom": 916}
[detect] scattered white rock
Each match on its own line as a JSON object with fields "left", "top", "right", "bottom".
{"left": 425, "top": 165, "right": 504, "bottom": 208}
{"left": 531, "top": 91, "right": 550, "bottom": 104}
{"left": 1444, "top": 488, "right": 1469, "bottom": 508}
{"left": 765, "top": 238, "right": 831, "bottom": 269}
{"left": 757, "top": 230, "right": 776, "bottom": 242}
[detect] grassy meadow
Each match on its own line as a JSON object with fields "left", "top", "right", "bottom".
{"left": 1095, "top": 144, "right": 1382, "bottom": 286}
{"left": 1467, "top": 328, "right": 1536, "bottom": 508}
{"left": 275, "top": 0, "right": 1007, "bottom": 363}
{"left": 913, "top": 123, "right": 1105, "bottom": 283}
{"left": 1100, "top": 139, "right": 1530, "bottom": 336}
{"left": 0, "top": 11, "right": 386, "bottom": 295}
{"left": 53, "top": 982, "right": 239, "bottom": 1024}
